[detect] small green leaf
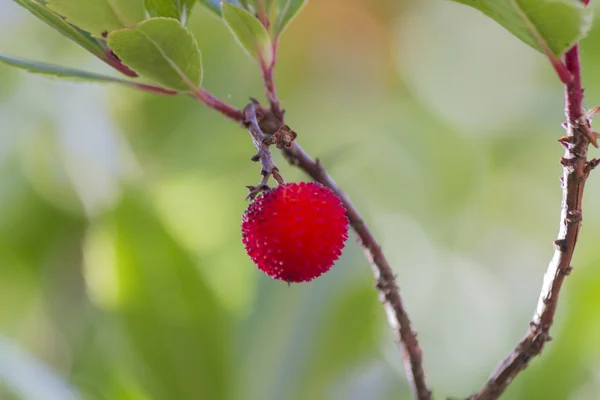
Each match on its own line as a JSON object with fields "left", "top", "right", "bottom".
{"left": 197, "top": 0, "right": 240, "bottom": 16}
{"left": 274, "top": 0, "right": 307, "bottom": 37}
{"left": 144, "top": 0, "right": 196, "bottom": 22}
{"left": 45, "top": 0, "right": 145, "bottom": 38}
{"left": 222, "top": 2, "right": 273, "bottom": 65}
{"left": 451, "top": 0, "right": 593, "bottom": 58}
{"left": 11, "top": 0, "right": 105, "bottom": 58}
{"left": 108, "top": 18, "right": 202, "bottom": 91}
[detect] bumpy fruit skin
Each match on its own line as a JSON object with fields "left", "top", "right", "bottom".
{"left": 242, "top": 182, "right": 349, "bottom": 283}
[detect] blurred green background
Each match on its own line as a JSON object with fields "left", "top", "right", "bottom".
{"left": 2, "top": 1, "right": 600, "bottom": 399}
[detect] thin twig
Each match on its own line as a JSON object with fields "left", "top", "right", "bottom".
{"left": 190, "top": 87, "right": 246, "bottom": 122}
{"left": 280, "top": 143, "right": 431, "bottom": 400}
{"left": 243, "top": 103, "right": 284, "bottom": 199}
{"left": 470, "top": 2, "right": 594, "bottom": 397}
{"left": 103, "top": 48, "right": 138, "bottom": 77}
{"left": 547, "top": 54, "right": 572, "bottom": 85}
{"left": 260, "top": 40, "right": 283, "bottom": 120}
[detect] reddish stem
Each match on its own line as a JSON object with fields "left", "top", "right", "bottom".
{"left": 548, "top": 54, "right": 573, "bottom": 85}
{"left": 565, "top": 45, "right": 584, "bottom": 121}
{"left": 132, "top": 83, "right": 177, "bottom": 96}
{"left": 261, "top": 40, "right": 283, "bottom": 120}
{"left": 191, "top": 88, "right": 246, "bottom": 122}
{"left": 103, "top": 49, "right": 138, "bottom": 77}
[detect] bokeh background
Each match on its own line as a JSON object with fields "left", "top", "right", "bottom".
{"left": 2, "top": 1, "right": 600, "bottom": 399}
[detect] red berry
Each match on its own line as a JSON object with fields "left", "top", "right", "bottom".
{"left": 242, "top": 182, "right": 349, "bottom": 283}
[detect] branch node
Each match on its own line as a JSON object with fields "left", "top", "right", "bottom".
{"left": 558, "top": 136, "right": 574, "bottom": 149}
{"left": 272, "top": 125, "right": 298, "bottom": 149}
{"left": 587, "top": 158, "right": 600, "bottom": 172}
{"left": 244, "top": 102, "right": 285, "bottom": 199}
{"left": 529, "top": 321, "right": 539, "bottom": 331}
{"left": 272, "top": 167, "right": 285, "bottom": 185}
{"left": 587, "top": 105, "right": 600, "bottom": 121}
{"left": 246, "top": 184, "right": 270, "bottom": 201}
{"left": 518, "top": 352, "right": 533, "bottom": 365}
{"left": 560, "top": 157, "right": 576, "bottom": 167}
{"left": 534, "top": 329, "right": 552, "bottom": 345}
{"left": 585, "top": 129, "right": 600, "bottom": 148}
{"left": 560, "top": 265, "right": 574, "bottom": 276}
{"left": 566, "top": 210, "right": 582, "bottom": 224}
{"left": 315, "top": 158, "right": 325, "bottom": 172}
{"left": 553, "top": 239, "right": 567, "bottom": 253}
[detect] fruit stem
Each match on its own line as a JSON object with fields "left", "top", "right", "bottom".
{"left": 244, "top": 102, "right": 285, "bottom": 200}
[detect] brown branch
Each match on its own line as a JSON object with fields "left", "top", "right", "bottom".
{"left": 470, "top": 6, "right": 595, "bottom": 398}
{"left": 280, "top": 143, "right": 431, "bottom": 400}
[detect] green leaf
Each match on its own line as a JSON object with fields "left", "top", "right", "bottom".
{"left": 274, "top": 0, "right": 307, "bottom": 37}
{"left": 45, "top": 0, "right": 145, "bottom": 38}
{"left": 197, "top": 0, "right": 239, "bottom": 16}
{"left": 451, "top": 0, "right": 593, "bottom": 58}
{"left": 221, "top": 2, "right": 273, "bottom": 65}
{"left": 0, "top": 53, "right": 143, "bottom": 87}
{"left": 108, "top": 18, "right": 202, "bottom": 91}
{"left": 144, "top": 0, "right": 196, "bottom": 22}
{"left": 11, "top": 0, "right": 105, "bottom": 58}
